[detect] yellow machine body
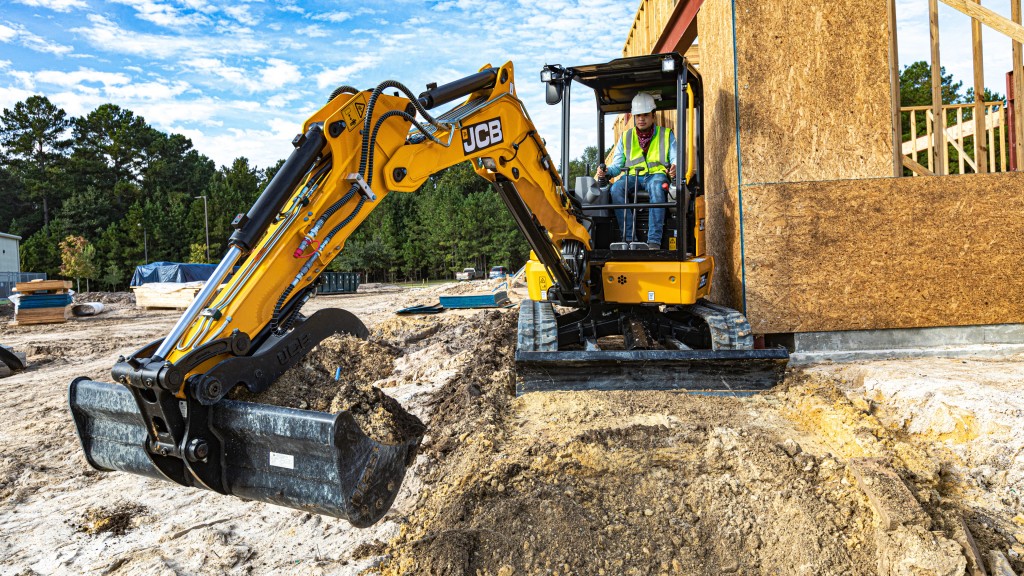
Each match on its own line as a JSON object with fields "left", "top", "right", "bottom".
{"left": 601, "top": 259, "right": 713, "bottom": 305}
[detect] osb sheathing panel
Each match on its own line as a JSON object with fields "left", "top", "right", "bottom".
{"left": 734, "top": 0, "right": 894, "bottom": 184}
{"left": 697, "top": 0, "right": 744, "bottom": 309}
{"left": 741, "top": 173, "right": 1024, "bottom": 334}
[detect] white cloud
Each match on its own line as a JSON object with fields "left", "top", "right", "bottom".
{"left": 182, "top": 57, "right": 300, "bottom": 93}
{"left": 33, "top": 68, "right": 131, "bottom": 88}
{"left": 224, "top": 5, "right": 259, "bottom": 26}
{"left": 106, "top": 80, "right": 191, "bottom": 100}
{"left": 277, "top": 4, "right": 304, "bottom": 15}
{"left": 0, "top": 25, "right": 16, "bottom": 43}
{"left": 0, "top": 85, "right": 38, "bottom": 112}
{"left": 315, "top": 54, "right": 383, "bottom": 89}
{"left": 71, "top": 14, "right": 266, "bottom": 59}
{"left": 313, "top": 11, "right": 352, "bottom": 24}
{"left": 109, "top": 0, "right": 211, "bottom": 29}
{"left": 0, "top": 21, "right": 74, "bottom": 55}
{"left": 13, "top": 0, "right": 87, "bottom": 13}
{"left": 260, "top": 58, "right": 301, "bottom": 90}
{"left": 296, "top": 24, "right": 329, "bottom": 38}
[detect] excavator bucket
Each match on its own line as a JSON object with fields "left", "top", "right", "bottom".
{"left": 69, "top": 377, "right": 419, "bottom": 527}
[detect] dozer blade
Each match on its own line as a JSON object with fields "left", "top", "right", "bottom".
{"left": 515, "top": 348, "right": 789, "bottom": 395}
{"left": 69, "top": 377, "right": 418, "bottom": 527}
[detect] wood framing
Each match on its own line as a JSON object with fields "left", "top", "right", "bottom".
{"left": 737, "top": 173, "right": 1024, "bottom": 333}
{"left": 940, "top": 0, "right": 1024, "bottom": 43}
{"left": 1014, "top": 0, "right": 1024, "bottom": 169}
{"left": 930, "top": 0, "right": 947, "bottom": 174}
{"left": 972, "top": 0, "right": 988, "bottom": 173}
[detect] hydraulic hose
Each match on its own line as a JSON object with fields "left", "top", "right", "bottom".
{"left": 327, "top": 85, "right": 358, "bottom": 104}
{"left": 273, "top": 197, "right": 367, "bottom": 331}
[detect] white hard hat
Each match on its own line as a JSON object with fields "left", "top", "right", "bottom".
{"left": 631, "top": 92, "right": 656, "bottom": 114}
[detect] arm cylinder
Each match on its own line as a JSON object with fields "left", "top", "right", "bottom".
{"left": 417, "top": 68, "right": 498, "bottom": 110}
{"left": 228, "top": 125, "right": 326, "bottom": 253}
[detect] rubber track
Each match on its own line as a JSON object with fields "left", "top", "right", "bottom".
{"left": 685, "top": 300, "right": 754, "bottom": 351}
{"left": 517, "top": 301, "right": 558, "bottom": 352}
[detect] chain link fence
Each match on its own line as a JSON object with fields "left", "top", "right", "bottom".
{"left": 0, "top": 272, "right": 47, "bottom": 299}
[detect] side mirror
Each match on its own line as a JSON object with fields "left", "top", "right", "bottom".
{"left": 545, "top": 82, "right": 563, "bottom": 105}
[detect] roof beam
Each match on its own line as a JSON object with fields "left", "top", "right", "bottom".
{"left": 653, "top": 0, "right": 704, "bottom": 54}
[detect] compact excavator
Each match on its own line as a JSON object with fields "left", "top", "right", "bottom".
{"left": 69, "top": 53, "right": 788, "bottom": 527}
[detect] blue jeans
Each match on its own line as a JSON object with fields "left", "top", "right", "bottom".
{"left": 609, "top": 173, "right": 669, "bottom": 245}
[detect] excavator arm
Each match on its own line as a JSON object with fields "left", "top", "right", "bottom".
{"left": 68, "top": 62, "right": 596, "bottom": 526}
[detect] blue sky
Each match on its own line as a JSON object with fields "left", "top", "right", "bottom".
{"left": 0, "top": 0, "right": 1016, "bottom": 170}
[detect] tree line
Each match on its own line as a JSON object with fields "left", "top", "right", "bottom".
{"left": 0, "top": 96, "right": 603, "bottom": 288}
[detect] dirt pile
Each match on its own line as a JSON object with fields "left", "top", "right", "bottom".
{"left": 229, "top": 334, "right": 423, "bottom": 445}
{"left": 72, "top": 291, "right": 135, "bottom": 306}
{"left": 780, "top": 369, "right": 1024, "bottom": 573}
{"left": 377, "top": 313, "right": 884, "bottom": 574}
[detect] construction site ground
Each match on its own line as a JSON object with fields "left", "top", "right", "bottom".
{"left": 1, "top": 282, "right": 1022, "bottom": 575}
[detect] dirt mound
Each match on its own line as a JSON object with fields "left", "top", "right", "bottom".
{"left": 73, "top": 291, "right": 135, "bottom": 305}
{"left": 230, "top": 334, "right": 423, "bottom": 445}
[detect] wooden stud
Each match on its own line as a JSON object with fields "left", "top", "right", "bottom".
{"left": 911, "top": 110, "right": 919, "bottom": 175}
{"left": 902, "top": 154, "right": 937, "bottom": 176}
{"left": 930, "top": 0, "right": 947, "bottom": 174}
{"left": 957, "top": 107, "right": 966, "bottom": 173}
{"left": 972, "top": 0, "right": 988, "bottom": 174}
{"left": 950, "top": 128, "right": 979, "bottom": 171}
{"left": 926, "top": 109, "right": 935, "bottom": 172}
{"left": 941, "top": 0, "right": 1024, "bottom": 43}
{"left": 888, "top": 0, "right": 903, "bottom": 177}
{"left": 1014, "top": 0, "right": 1024, "bottom": 169}
{"left": 988, "top": 104, "right": 997, "bottom": 170}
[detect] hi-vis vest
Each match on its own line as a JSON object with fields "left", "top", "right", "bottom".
{"left": 624, "top": 126, "right": 671, "bottom": 175}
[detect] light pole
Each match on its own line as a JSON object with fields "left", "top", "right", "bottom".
{"left": 137, "top": 223, "right": 148, "bottom": 264}
{"left": 194, "top": 195, "right": 210, "bottom": 262}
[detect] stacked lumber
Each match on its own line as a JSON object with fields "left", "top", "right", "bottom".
{"left": 12, "top": 279, "right": 73, "bottom": 326}
{"left": 131, "top": 282, "right": 204, "bottom": 309}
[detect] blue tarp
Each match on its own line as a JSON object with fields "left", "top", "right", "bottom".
{"left": 130, "top": 262, "right": 226, "bottom": 286}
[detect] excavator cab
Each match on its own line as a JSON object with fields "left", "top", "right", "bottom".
{"left": 518, "top": 53, "right": 789, "bottom": 393}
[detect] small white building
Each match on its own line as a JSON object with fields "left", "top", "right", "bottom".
{"left": 0, "top": 233, "right": 21, "bottom": 274}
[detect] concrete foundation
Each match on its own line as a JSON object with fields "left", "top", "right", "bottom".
{"left": 777, "top": 324, "right": 1024, "bottom": 365}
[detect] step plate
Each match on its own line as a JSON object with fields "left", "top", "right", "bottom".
{"left": 515, "top": 348, "right": 789, "bottom": 395}
{"left": 68, "top": 378, "right": 419, "bottom": 527}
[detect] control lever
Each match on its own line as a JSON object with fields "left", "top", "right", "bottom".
{"left": 596, "top": 163, "right": 609, "bottom": 188}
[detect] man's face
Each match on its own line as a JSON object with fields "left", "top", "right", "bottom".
{"left": 634, "top": 112, "right": 654, "bottom": 131}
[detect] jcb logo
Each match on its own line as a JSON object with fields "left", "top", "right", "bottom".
{"left": 462, "top": 118, "right": 503, "bottom": 155}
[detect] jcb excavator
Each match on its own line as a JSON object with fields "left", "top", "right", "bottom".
{"left": 69, "top": 53, "right": 788, "bottom": 527}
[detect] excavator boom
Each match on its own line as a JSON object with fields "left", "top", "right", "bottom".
{"left": 69, "top": 62, "right": 593, "bottom": 525}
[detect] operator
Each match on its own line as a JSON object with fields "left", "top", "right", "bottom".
{"left": 595, "top": 92, "right": 677, "bottom": 249}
